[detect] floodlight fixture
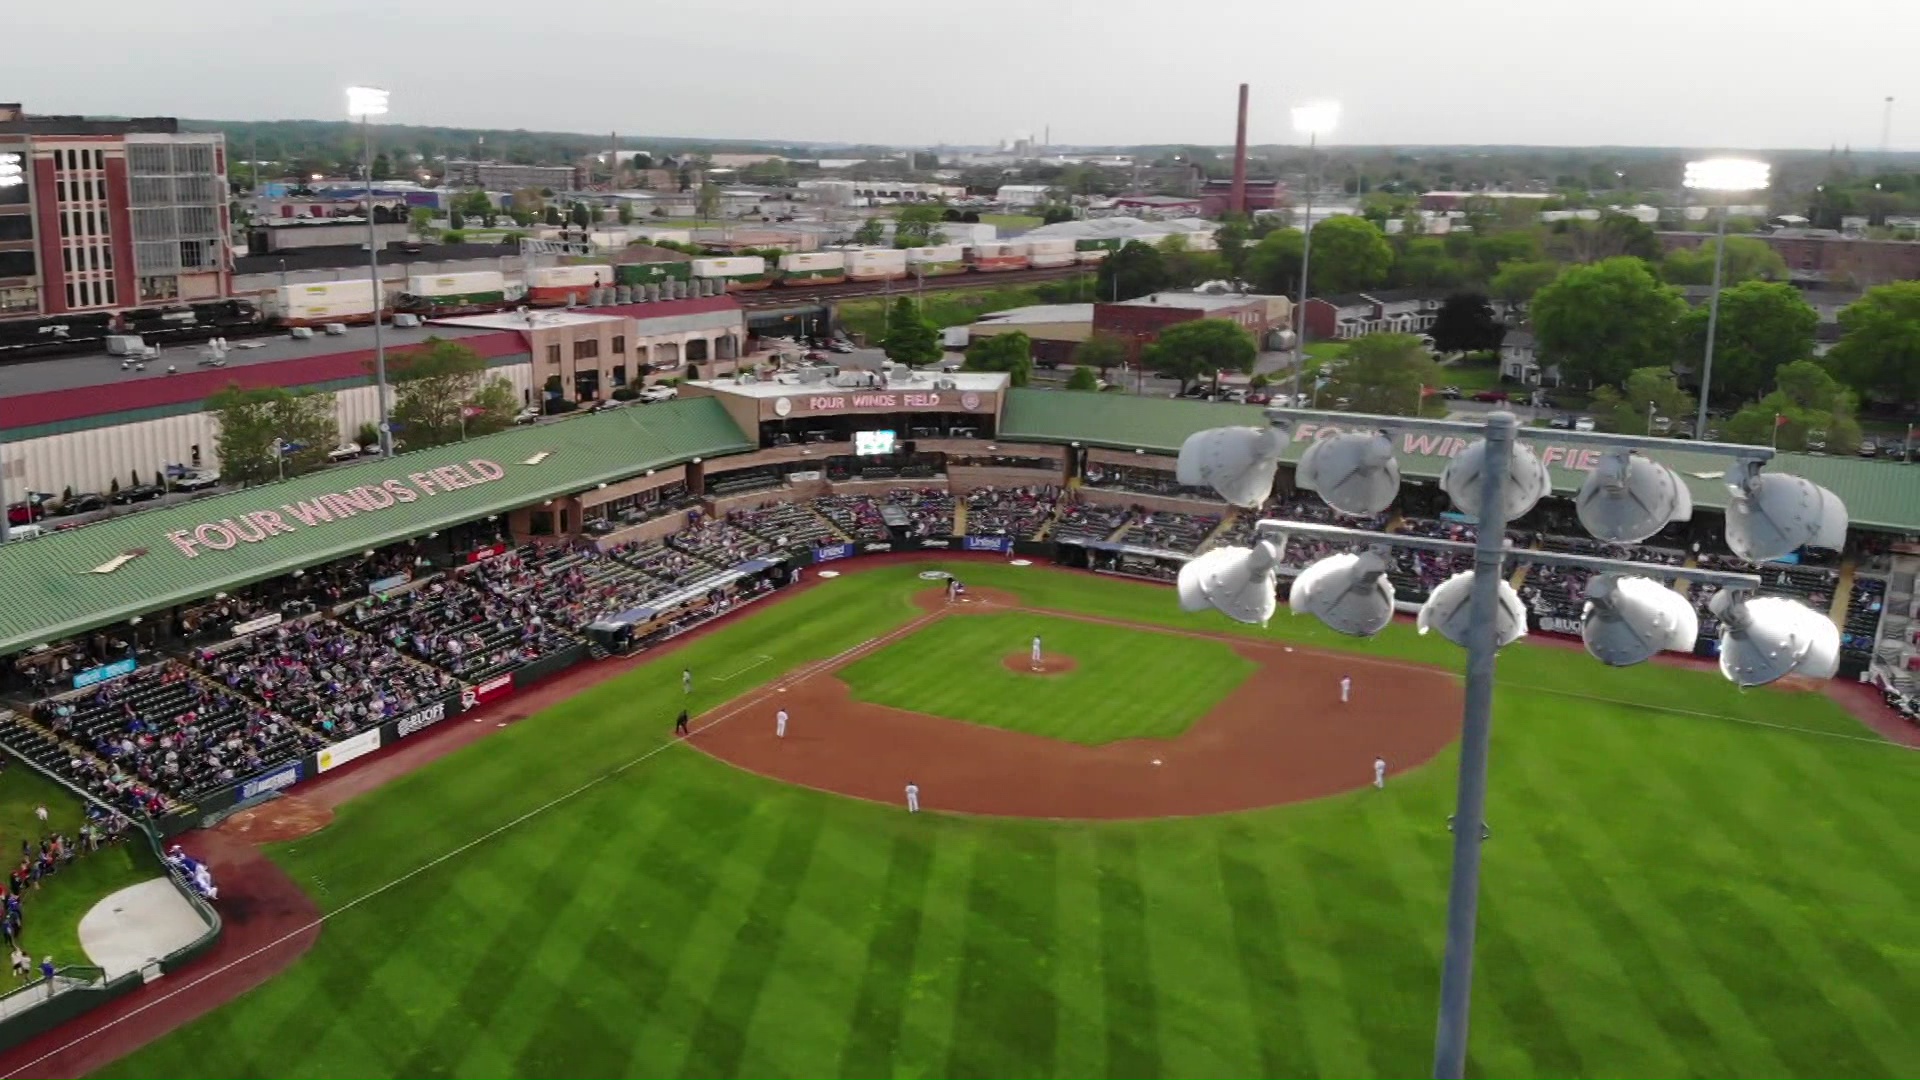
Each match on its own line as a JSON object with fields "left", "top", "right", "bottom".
{"left": 1176, "top": 540, "right": 1281, "bottom": 626}
{"left": 1574, "top": 450, "right": 1693, "bottom": 544}
{"left": 1177, "top": 425, "right": 1288, "bottom": 508}
{"left": 1292, "top": 101, "right": 1341, "bottom": 138}
{"left": 1683, "top": 157, "right": 1770, "bottom": 192}
{"left": 346, "top": 86, "right": 390, "bottom": 118}
{"left": 1709, "top": 589, "right": 1840, "bottom": 687}
{"left": 1580, "top": 574, "right": 1699, "bottom": 666}
{"left": 1416, "top": 570, "right": 1527, "bottom": 649}
{"left": 1289, "top": 550, "right": 1396, "bottom": 637}
{"left": 1722, "top": 460, "right": 1848, "bottom": 564}
{"left": 1296, "top": 431, "right": 1401, "bottom": 516}
{"left": 1440, "top": 436, "right": 1550, "bottom": 523}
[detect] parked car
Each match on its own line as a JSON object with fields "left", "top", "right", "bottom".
{"left": 6, "top": 502, "right": 40, "bottom": 527}
{"left": 1548, "top": 415, "right": 1574, "bottom": 430}
{"left": 1438, "top": 385, "right": 1462, "bottom": 400}
{"left": 326, "top": 442, "right": 363, "bottom": 463}
{"left": 1650, "top": 415, "right": 1674, "bottom": 435}
{"left": 1573, "top": 416, "right": 1596, "bottom": 432}
{"left": 57, "top": 492, "right": 106, "bottom": 515}
{"left": 514, "top": 406, "right": 541, "bottom": 425}
{"left": 1470, "top": 389, "right": 1510, "bottom": 403}
{"left": 588, "top": 398, "right": 626, "bottom": 413}
{"left": 112, "top": 483, "right": 166, "bottom": 505}
{"left": 171, "top": 470, "right": 220, "bottom": 492}
{"left": 826, "top": 341, "right": 855, "bottom": 354}
{"left": 1246, "top": 391, "right": 1272, "bottom": 405}
{"left": 639, "top": 385, "right": 679, "bottom": 403}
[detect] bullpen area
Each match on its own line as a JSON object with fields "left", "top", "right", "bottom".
{"left": 24, "top": 561, "right": 1915, "bottom": 1078}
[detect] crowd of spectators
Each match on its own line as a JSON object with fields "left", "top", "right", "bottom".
{"left": 666, "top": 514, "right": 779, "bottom": 565}
{"left": 963, "top": 486, "right": 1060, "bottom": 539}
{"left": 812, "top": 495, "right": 892, "bottom": 543}
{"left": 893, "top": 488, "right": 955, "bottom": 538}
{"left": 1119, "top": 510, "right": 1222, "bottom": 554}
{"left": 1051, "top": 499, "right": 1135, "bottom": 545}
{"left": 1081, "top": 463, "right": 1218, "bottom": 501}
{"left": 349, "top": 570, "right": 581, "bottom": 681}
{"left": 727, "top": 502, "right": 840, "bottom": 548}
{"left": 199, "top": 620, "right": 456, "bottom": 739}
{"left": 610, "top": 539, "right": 713, "bottom": 582}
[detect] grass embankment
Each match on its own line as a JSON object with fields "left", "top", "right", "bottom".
{"left": 0, "top": 766, "right": 153, "bottom": 968}
{"left": 100, "top": 563, "right": 1920, "bottom": 1079}
{"left": 837, "top": 278, "right": 1097, "bottom": 342}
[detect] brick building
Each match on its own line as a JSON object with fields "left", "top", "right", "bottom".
{"left": 1198, "top": 178, "right": 1284, "bottom": 217}
{"left": 1657, "top": 229, "right": 1920, "bottom": 289}
{"left": 0, "top": 103, "right": 231, "bottom": 321}
{"left": 1093, "top": 292, "right": 1282, "bottom": 357}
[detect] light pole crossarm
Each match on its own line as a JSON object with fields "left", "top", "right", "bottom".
{"left": 1257, "top": 407, "right": 1775, "bottom": 463}
{"left": 1250, "top": 518, "right": 1764, "bottom": 590}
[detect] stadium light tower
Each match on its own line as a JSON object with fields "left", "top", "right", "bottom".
{"left": 348, "top": 86, "right": 394, "bottom": 457}
{"left": 1176, "top": 406, "right": 1847, "bottom": 1079}
{"left": 1289, "top": 101, "right": 1340, "bottom": 404}
{"left": 1682, "top": 157, "right": 1770, "bottom": 440}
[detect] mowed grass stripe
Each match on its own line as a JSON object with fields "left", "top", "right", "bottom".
{"left": 90, "top": 563, "right": 1920, "bottom": 1080}
{"left": 838, "top": 612, "right": 1255, "bottom": 744}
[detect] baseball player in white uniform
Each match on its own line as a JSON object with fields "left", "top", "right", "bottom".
{"left": 682, "top": 668, "right": 692, "bottom": 695}
{"left": 1030, "top": 635, "right": 1043, "bottom": 671}
{"left": 905, "top": 782, "right": 921, "bottom": 813}
{"left": 1373, "top": 757, "right": 1387, "bottom": 789}
{"left": 775, "top": 708, "right": 788, "bottom": 738}
{"left": 1340, "top": 675, "right": 1352, "bottom": 703}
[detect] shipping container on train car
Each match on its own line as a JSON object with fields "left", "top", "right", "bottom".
{"left": 526, "top": 265, "right": 614, "bottom": 306}
{"left": 777, "top": 251, "right": 847, "bottom": 285}
{"left": 845, "top": 248, "right": 909, "bottom": 281}
{"left": 690, "top": 256, "right": 770, "bottom": 291}
{"left": 613, "top": 261, "right": 694, "bottom": 287}
{"left": 268, "top": 280, "right": 382, "bottom": 327}
{"left": 1024, "top": 237, "right": 1077, "bottom": 268}
{"left": 1180, "top": 228, "right": 1220, "bottom": 251}
{"left": 398, "top": 271, "right": 509, "bottom": 315}
{"left": 1073, "top": 237, "right": 1122, "bottom": 264}
{"left": 968, "top": 241, "right": 1030, "bottom": 272}
{"left": 905, "top": 244, "right": 967, "bottom": 276}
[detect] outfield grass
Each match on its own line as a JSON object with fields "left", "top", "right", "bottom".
{"left": 838, "top": 612, "right": 1256, "bottom": 743}
{"left": 99, "top": 564, "right": 1920, "bottom": 1078}
{"left": 0, "top": 766, "right": 154, "bottom": 967}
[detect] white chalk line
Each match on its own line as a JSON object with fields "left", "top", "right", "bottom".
{"left": 2, "top": 611, "right": 942, "bottom": 1079}
{"left": 709, "top": 654, "right": 774, "bottom": 683}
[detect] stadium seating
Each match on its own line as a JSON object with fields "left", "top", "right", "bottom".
{"left": 198, "top": 619, "right": 458, "bottom": 738}
{"left": 667, "top": 516, "right": 780, "bottom": 565}
{"left": 962, "top": 485, "right": 1061, "bottom": 539}
{"left": 811, "top": 494, "right": 892, "bottom": 543}
{"left": 1051, "top": 500, "right": 1135, "bottom": 545}
{"left": 726, "top": 502, "right": 841, "bottom": 547}
{"left": 348, "top": 571, "right": 581, "bottom": 682}
{"left": 1116, "top": 510, "right": 1221, "bottom": 554}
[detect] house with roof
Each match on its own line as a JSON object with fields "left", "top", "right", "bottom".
{"left": 1498, "top": 330, "right": 1561, "bottom": 387}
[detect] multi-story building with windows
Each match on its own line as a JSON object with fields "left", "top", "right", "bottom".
{"left": 0, "top": 103, "right": 231, "bottom": 322}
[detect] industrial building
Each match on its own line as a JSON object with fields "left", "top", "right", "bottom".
{"left": 0, "top": 102, "right": 231, "bottom": 320}
{"left": 445, "top": 160, "right": 584, "bottom": 193}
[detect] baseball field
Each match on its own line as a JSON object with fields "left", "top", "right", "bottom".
{"left": 65, "top": 561, "right": 1920, "bottom": 1077}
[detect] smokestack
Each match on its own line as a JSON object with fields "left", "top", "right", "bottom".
{"left": 1231, "top": 83, "right": 1250, "bottom": 216}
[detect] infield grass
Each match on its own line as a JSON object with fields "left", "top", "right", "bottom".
{"left": 0, "top": 766, "right": 154, "bottom": 969}
{"left": 837, "top": 612, "right": 1256, "bottom": 743}
{"left": 97, "top": 563, "right": 1920, "bottom": 1079}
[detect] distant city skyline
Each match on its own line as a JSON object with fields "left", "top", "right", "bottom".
{"left": 11, "top": 0, "right": 1915, "bottom": 152}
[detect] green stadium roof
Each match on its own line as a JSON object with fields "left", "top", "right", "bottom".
{"left": 0, "top": 398, "right": 752, "bottom": 657}
{"left": 999, "top": 388, "right": 1920, "bottom": 533}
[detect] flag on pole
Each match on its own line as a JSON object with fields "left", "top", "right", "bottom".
{"left": 1775, "top": 413, "right": 1790, "bottom": 428}
{"left": 461, "top": 405, "right": 484, "bottom": 418}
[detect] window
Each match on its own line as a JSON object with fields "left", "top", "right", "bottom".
{"left": 573, "top": 338, "right": 599, "bottom": 361}
{"left": 612, "top": 335, "right": 625, "bottom": 355}
{"left": 611, "top": 365, "right": 627, "bottom": 387}
{"left": 65, "top": 284, "right": 75, "bottom": 307}
{"left": 546, "top": 343, "right": 562, "bottom": 365}
{"left": 0, "top": 251, "right": 34, "bottom": 278}
{"left": 62, "top": 248, "right": 72, "bottom": 273}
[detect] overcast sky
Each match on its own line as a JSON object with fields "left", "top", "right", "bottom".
{"left": 12, "top": 0, "right": 1914, "bottom": 150}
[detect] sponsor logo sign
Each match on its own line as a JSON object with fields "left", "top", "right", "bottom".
{"left": 238, "top": 762, "right": 302, "bottom": 801}
{"left": 230, "top": 612, "right": 284, "bottom": 637}
{"left": 394, "top": 701, "right": 449, "bottom": 739}
{"left": 919, "top": 538, "right": 950, "bottom": 549}
{"left": 163, "top": 459, "right": 508, "bottom": 560}
{"left": 467, "top": 542, "right": 509, "bottom": 564}
{"left": 1536, "top": 615, "right": 1582, "bottom": 636}
{"left": 458, "top": 674, "right": 514, "bottom": 712}
{"left": 72, "top": 657, "right": 137, "bottom": 690}
{"left": 368, "top": 573, "right": 412, "bottom": 596}
{"left": 964, "top": 535, "right": 1013, "bottom": 553}
{"left": 315, "top": 729, "right": 382, "bottom": 773}
{"left": 815, "top": 542, "right": 855, "bottom": 563}
{"left": 861, "top": 542, "right": 893, "bottom": 554}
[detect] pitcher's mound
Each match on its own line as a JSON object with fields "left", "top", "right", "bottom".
{"left": 914, "top": 586, "right": 1021, "bottom": 613}
{"left": 1003, "top": 653, "right": 1078, "bottom": 676}
{"left": 217, "top": 795, "right": 333, "bottom": 843}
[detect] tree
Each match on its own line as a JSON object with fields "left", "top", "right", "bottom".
{"left": 894, "top": 204, "right": 946, "bottom": 247}
{"left": 1721, "top": 360, "right": 1863, "bottom": 452}
{"left": 1071, "top": 333, "right": 1129, "bottom": 378}
{"left": 206, "top": 384, "right": 337, "bottom": 486}
{"left": 1302, "top": 215, "right": 1393, "bottom": 294}
{"left": 1246, "top": 228, "right": 1304, "bottom": 297}
{"left": 449, "top": 209, "right": 467, "bottom": 231}
{"left": 408, "top": 207, "right": 435, "bottom": 235}
{"left": 1530, "top": 257, "right": 1685, "bottom": 389}
{"left": 543, "top": 205, "right": 563, "bottom": 226}
{"left": 1065, "top": 365, "right": 1100, "bottom": 391}
{"left": 1390, "top": 236, "right": 1469, "bottom": 289}
{"left": 1469, "top": 230, "right": 1542, "bottom": 280}
{"left": 1215, "top": 216, "right": 1251, "bottom": 283}
{"left": 568, "top": 202, "right": 591, "bottom": 229}
{"left": 1428, "top": 292, "right": 1507, "bottom": 354}
{"left": 697, "top": 182, "right": 722, "bottom": 220}
{"left": 1676, "top": 281, "right": 1816, "bottom": 408}
{"left": 1142, "top": 318, "right": 1256, "bottom": 394}
{"left": 1321, "top": 332, "right": 1444, "bottom": 415}
{"left": 1659, "top": 236, "right": 1789, "bottom": 286}
{"left": 851, "top": 217, "right": 887, "bottom": 246}
{"left": 1039, "top": 204, "right": 1076, "bottom": 225}
{"left": 1489, "top": 259, "right": 1560, "bottom": 307}
{"left": 1546, "top": 210, "right": 1661, "bottom": 263}
{"left": 963, "top": 331, "right": 1033, "bottom": 387}
{"left": 1825, "top": 281, "right": 1920, "bottom": 407}
{"left": 878, "top": 297, "right": 941, "bottom": 367}
{"left": 1095, "top": 240, "right": 1171, "bottom": 301}
{"left": 1588, "top": 366, "right": 1696, "bottom": 435}
{"left": 389, "top": 337, "right": 518, "bottom": 450}
{"left": 1155, "top": 234, "right": 1225, "bottom": 288}
{"left": 617, "top": 201, "right": 634, "bottom": 225}
{"left": 371, "top": 152, "right": 393, "bottom": 181}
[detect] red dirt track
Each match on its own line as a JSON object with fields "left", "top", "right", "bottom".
{"left": 692, "top": 585, "right": 1463, "bottom": 818}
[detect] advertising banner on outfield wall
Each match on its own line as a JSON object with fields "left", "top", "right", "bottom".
{"left": 460, "top": 673, "right": 515, "bottom": 712}
{"left": 392, "top": 699, "right": 453, "bottom": 740}
{"left": 963, "top": 535, "right": 1013, "bottom": 553}
{"left": 815, "top": 543, "right": 855, "bottom": 563}
{"left": 72, "top": 657, "right": 137, "bottom": 690}
{"left": 230, "top": 612, "right": 284, "bottom": 638}
{"left": 237, "top": 761, "right": 303, "bottom": 801}
{"left": 315, "top": 729, "right": 382, "bottom": 773}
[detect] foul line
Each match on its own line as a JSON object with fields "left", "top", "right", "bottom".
{"left": 1, "top": 611, "right": 942, "bottom": 1080}
{"left": 710, "top": 654, "right": 774, "bottom": 683}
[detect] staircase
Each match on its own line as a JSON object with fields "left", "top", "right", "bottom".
{"left": 1830, "top": 557, "right": 1857, "bottom": 625}
{"left": 1871, "top": 555, "right": 1918, "bottom": 697}
{"left": 952, "top": 501, "right": 968, "bottom": 536}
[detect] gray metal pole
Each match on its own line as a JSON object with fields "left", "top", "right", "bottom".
{"left": 1695, "top": 207, "right": 1728, "bottom": 439}
{"left": 365, "top": 115, "right": 392, "bottom": 457}
{"left": 1291, "top": 132, "right": 1317, "bottom": 403}
{"left": 1431, "top": 409, "right": 1515, "bottom": 1079}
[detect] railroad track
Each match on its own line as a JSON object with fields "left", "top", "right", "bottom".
{"left": 735, "top": 266, "right": 1089, "bottom": 308}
